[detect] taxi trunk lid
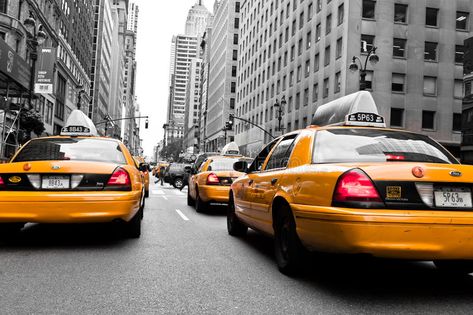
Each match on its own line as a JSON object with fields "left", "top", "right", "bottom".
{"left": 356, "top": 163, "right": 473, "bottom": 210}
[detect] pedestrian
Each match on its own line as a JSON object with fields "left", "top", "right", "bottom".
{"left": 158, "top": 166, "right": 166, "bottom": 186}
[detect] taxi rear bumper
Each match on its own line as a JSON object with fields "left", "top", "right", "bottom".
{"left": 198, "top": 185, "right": 230, "bottom": 203}
{"left": 292, "top": 204, "right": 473, "bottom": 260}
{"left": 0, "top": 191, "right": 141, "bottom": 223}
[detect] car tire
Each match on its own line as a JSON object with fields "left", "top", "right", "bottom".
{"left": 124, "top": 207, "right": 142, "bottom": 239}
{"left": 187, "top": 188, "right": 195, "bottom": 206}
{"left": 274, "top": 203, "right": 306, "bottom": 276}
{"left": 173, "top": 178, "right": 184, "bottom": 189}
{"left": 227, "top": 194, "right": 247, "bottom": 236}
{"left": 195, "top": 190, "right": 207, "bottom": 213}
{"left": 434, "top": 260, "right": 473, "bottom": 275}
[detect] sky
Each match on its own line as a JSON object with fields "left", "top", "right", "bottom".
{"left": 134, "top": 0, "right": 213, "bottom": 159}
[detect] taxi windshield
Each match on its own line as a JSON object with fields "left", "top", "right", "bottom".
{"left": 313, "top": 128, "right": 458, "bottom": 164}
{"left": 13, "top": 138, "right": 127, "bottom": 164}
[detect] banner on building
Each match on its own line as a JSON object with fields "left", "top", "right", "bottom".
{"left": 34, "top": 47, "right": 56, "bottom": 94}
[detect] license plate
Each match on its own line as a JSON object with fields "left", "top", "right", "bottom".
{"left": 434, "top": 187, "right": 472, "bottom": 208}
{"left": 42, "top": 176, "right": 70, "bottom": 189}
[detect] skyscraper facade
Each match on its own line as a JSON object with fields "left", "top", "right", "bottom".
{"left": 183, "top": 58, "right": 203, "bottom": 153}
{"left": 185, "top": 1, "right": 212, "bottom": 37}
{"left": 236, "top": 0, "right": 473, "bottom": 156}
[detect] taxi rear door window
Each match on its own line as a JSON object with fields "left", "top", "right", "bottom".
{"left": 265, "top": 134, "right": 299, "bottom": 171}
{"left": 13, "top": 138, "right": 127, "bottom": 164}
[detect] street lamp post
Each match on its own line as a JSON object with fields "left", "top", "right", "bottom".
{"left": 349, "top": 46, "right": 379, "bottom": 91}
{"left": 23, "top": 13, "right": 47, "bottom": 108}
{"left": 274, "top": 95, "right": 286, "bottom": 132}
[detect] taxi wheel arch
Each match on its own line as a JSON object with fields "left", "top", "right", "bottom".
{"left": 272, "top": 198, "right": 306, "bottom": 275}
{"left": 227, "top": 191, "right": 248, "bottom": 236}
{"left": 187, "top": 186, "right": 195, "bottom": 206}
{"left": 195, "top": 188, "right": 207, "bottom": 213}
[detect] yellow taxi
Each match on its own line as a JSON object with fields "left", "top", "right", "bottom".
{"left": 228, "top": 91, "right": 473, "bottom": 275}
{"left": 133, "top": 156, "right": 150, "bottom": 198}
{"left": 187, "top": 142, "right": 252, "bottom": 212}
{"left": 0, "top": 110, "right": 145, "bottom": 238}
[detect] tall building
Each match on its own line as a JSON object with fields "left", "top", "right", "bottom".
{"left": 461, "top": 37, "right": 473, "bottom": 163}
{"left": 90, "top": 0, "right": 114, "bottom": 132}
{"left": 185, "top": 1, "right": 212, "bottom": 37}
{"left": 236, "top": 0, "right": 473, "bottom": 156}
{"left": 183, "top": 58, "right": 203, "bottom": 153}
{"left": 205, "top": 0, "right": 240, "bottom": 152}
{"left": 199, "top": 27, "right": 213, "bottom": 151}
{"left": 166, "top": 35, "right": 199, "bottom": 143}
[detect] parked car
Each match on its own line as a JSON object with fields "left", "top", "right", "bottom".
{"left": 164, "top": 163, "right": 192, "bottom": 189}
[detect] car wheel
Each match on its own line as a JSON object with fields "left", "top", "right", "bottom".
{"left": 274, "top": 203, "right": 306, "bottom": 276}
{"left": 195, "top": 190, "right": 207, "bottom": 213}
{"left": 227, "top": 194, "right": 247, "bottom": 236}
{"left": 173, "top": 178, "right": 184, "bottom": 189}
{"left": 434, "top": 260, "right": 473, "bottom": 275}
{"left": 124, "top": 207, "right": 142, "bottom": 239}
{"left": 187, "top": 188, "right": 195, "bottom": 206}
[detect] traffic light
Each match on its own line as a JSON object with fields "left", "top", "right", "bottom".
{"left": 145, "top": 119, "right": 149, "bottom": 129}
{"left": 225, "top": 120, "right": 233, "bottom": 131}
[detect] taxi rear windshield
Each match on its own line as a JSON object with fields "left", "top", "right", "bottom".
{"left": 13, "top": 138, "right": 127, "bottom": 164}
{"left": 313, "top": 129, "right": 458, "bottom": 164}
{"left": 208, "top": 158, "right": 252, "bottom": 172}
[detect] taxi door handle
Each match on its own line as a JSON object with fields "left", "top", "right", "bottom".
{"left": 248, "top": 179, "right": 254, "bottom": 185}
{"left": 271, "top": 178, "right": 278, "bottom": 185}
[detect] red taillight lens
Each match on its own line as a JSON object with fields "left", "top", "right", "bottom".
{"left": 0, "top": 176, "right": 4, "bottom": 186}
{"left": 206, "top": 173, "right": 220, "bottom": 185}
{"left": 333, "top": 169, "right": 382, "bottom": 203}
{"left": 107, "top": 167, "right": 131, "bottom": 186}
{"left": 385, "top": 154, "right": 405, "bottom": 161}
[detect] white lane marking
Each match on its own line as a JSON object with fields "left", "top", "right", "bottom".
{"left": 162, "top": 196, "right": 168, "bottom": 200}
{"left": 152, "top": 190, "right": 164, "bottom": 195}
{"left": 175, "top": 209, "right": 189, "bottom": 221}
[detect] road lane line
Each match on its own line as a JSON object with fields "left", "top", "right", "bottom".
{"left": 162, "top": 196, "right": 168, "bottom": 200}
{"left": 175, "top": 209, "right": 189, "bottom": 221}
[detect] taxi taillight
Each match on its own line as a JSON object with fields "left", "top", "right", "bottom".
{"left": 332, "top": 169, "right": 384, "bottom": 208}
{"left": 206, "top": 173, "right": 220, "bottom": 185}
{"left": 0, "top": 176, "right": 4, "bottom": 187}
{"left": 106, "top": 167, "right": 131, "bottom": 189}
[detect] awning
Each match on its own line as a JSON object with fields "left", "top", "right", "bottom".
{"left": 0, "top": 38, "right": 31, "bottom": 96}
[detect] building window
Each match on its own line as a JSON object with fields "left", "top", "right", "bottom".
{"left": 334, "top": 71, "right": 341, "bottom": 93}
{"left": 289, "top": 71, "right": 294, "bottom": 86}
{"left": 455, "top": 45, "right": 464, "bottom": 64}
{"left": 394, "top": 4, "right": 407, "bottom": 23}
{"left": 316, "top": 0, "right": 321, "bottom": 13}
{"left": 297, "top": 65, "right": 302, "bottom": 82}
{"left": 422, "top": 110, "right": 435, "bottom": 130}
{"left": 232, "top": 50, "right": 238, "bottom": 60}
{"left": 234, "top": 18, "right": 239, "bottom": 29}
{"left": 303, "top": 88, "right": 309, "bottom": 106}
{"left": 313, "top": 83, "right": 318, "bottom": 102}
{"left": 466, "top": 81, "right": 472, "bottom": 96}
{"left": 308, "top": 3, "right": 313, "bottom": 21}
{"left": 336, "top": 37, "right": 342, "bottom": 59}
{"left": 306, "top": 31, "right": 311, "bottom": 49}
{"left": 361, "top": 35, "right": 374, "bottom": 53}
{"left": 292, "top": 19, "right": 296, "bottom": 36}
{"left": 424, "top": 42, "right": 438, "bottom": 61}
{"left": 324, "top": 46, "right": 330, "bottom": 66}
{"left": 323, "top": 78, "right": 329, "bottom": 98}
{"left": 288, "top": 96, "right": 293, "bottom": 113}
{"left": 0, "top": 0, "right": 7, "bottom": 14}
{"left": 316, "top": 23, "right": 321, "bottom": 42}
{"left": 362, "top": 0, "right": 376, "bottom": 19}
{"left": 426, "top": 7, "right": 438, "bottom": 27}
{"left": 454, "top": 79, "right": 464, "bottom": 99}
{"left": 390, "top": 108, "right": 404, "bottom": 127}
{"left": 314, "top": 53, "right": 319, "bottom": 72}
{"left": 338, "top": 3, "right": 344, "bottom": 25}
{"left": 423, "top": 76, "right": 437, "bottom": 95}
{"left": 299, "top": 12, "right": 304, "bottom": 29}
{"left": 233, "top": 34, "right": 239, "bottom": 45}
{"left": 393, "top": 38, "right": 406, "bottom": 58}
{"left": 231, "top": 82, "right": 236, "bottom": 93}
{"left": 290, "top": 45, "right": 295, "bottom": 60}
{"left": 232, "top": 66, "right": 237, "bottom": 77}
{"left": 453, "top": 113, "right": 462, "bottom": 132}
{"left": 456, "top": 12, "right": 469, "bottom": 30}
{"left": 298, "top": 39, "right": 303, "bottom": 55}
{"left": 326, "top": 14, "right": 332, "bottom": 34}
{"left": 235, "top": 1, "right": 240, "bottom": 13}
{"left": 305, "top": 59, "right": 310, "bottom": 77}
{"left": 392, "top": 73, "right": 405, "bottom": 92}
{"left": 295, "top": 92, "right": 300, "bottom": 110}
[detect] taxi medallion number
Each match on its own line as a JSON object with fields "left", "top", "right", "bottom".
{"left": 434, "top": 187, "right": 472, "bottom": 208}
{"left": 42, "top": 176, "right": 70, "bottom": 189}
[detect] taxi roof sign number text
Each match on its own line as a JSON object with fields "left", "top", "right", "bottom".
{"left": 60, "top": 110, "right": 98, "bottom": 136}
{"left": 311, "top": 91, "right": 386, "bottom": 128}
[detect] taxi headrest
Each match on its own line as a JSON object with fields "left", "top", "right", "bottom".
{"left": 311, "top": 91, "right": 385, "bottom": 128}
{"left": 221, "top": 141, "right": 241, "bottom": 156}
{"left": 60, "top": 110, "right": 98, "bottom": 136}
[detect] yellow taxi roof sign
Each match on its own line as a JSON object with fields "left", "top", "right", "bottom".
{"left": 221, "top": 142, "right": 241, "bottom": 156}
{"left": 60, "top": 110, "right": 98, "bottom": 136}
{"left": 311, "top": 91, "right": 386, "bottom": 128}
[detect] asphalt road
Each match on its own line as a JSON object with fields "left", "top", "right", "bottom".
{"left": 2, "top": 180, "right": 473, "bottom": 314}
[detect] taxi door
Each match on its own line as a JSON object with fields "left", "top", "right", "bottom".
{"left": 248, "top": 134, "right": 299, "bottom": 234}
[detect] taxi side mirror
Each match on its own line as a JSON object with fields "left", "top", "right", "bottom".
{"left": 138, "top": 163, "right": 148, "bottom": 172}
{"left": 233, "top": 161, "right": 248, "bottom": 173}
